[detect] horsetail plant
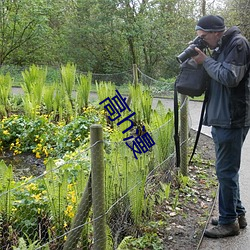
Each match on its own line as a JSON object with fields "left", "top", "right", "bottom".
{"left": 43, "top": 159, "right": 69, "bottom": 237}
{"left": 128, "top": 84, "right": 152, "bottom": 124}
{"left": 0, "top": 73, "right": 12, "bottom": 117}
{"left": 21, "top": 65, "right": 47, "bottom": 118}
{"left": 76, "top": 72, "right": 92, "bottom": 112}
{"left": 96, "top": 81, "right": 116, "bottom": 105}
{"left": 149, "top": 100, "right": 175, "bottom": 163}
{"left": 43, "top": 84, "right": 56, "bottom": 114}
{"left": 0, "top": 161, "right": 14, "bottom": 223}
{"left": 60, "top": 63, "right": 76, "bottom": 103}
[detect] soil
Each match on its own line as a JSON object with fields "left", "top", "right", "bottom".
{"left": 158, "top": 130, "right": 217, "bottom": 250}
{"left": 0, "top": 152, "right": 45, "bottom": 180}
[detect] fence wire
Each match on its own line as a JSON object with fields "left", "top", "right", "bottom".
{"left": 0, "top": 67, "right": 191, "bottom": 249}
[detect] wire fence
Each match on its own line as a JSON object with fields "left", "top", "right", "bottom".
{"left": 0, "top": 66, "right": 190, "bottom": 249}
{"left": 0, "top": 64, "right": 175, "bottom": 97}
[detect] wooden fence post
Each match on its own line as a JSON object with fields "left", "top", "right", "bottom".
{"left": 133, "top": 64, "right": 138, "bottom": 86}
{"left": 91, "top": 124, "right": 106, "bottom": 250}
{"left": 63, "top": 175, "right": 92, "bottom": 250}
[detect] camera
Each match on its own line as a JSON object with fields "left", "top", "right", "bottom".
{"left": 176, "top": 36, "right": 208, "bottom": 64}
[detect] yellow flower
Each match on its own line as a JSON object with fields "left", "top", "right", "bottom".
{"left": 26, "top": 183, "right": 37, "bottom": 191}
{"left": 12, "top": 207, "right": 17, "bottom": 212}
{"left": 65, "top": 205, "right": 74, "bottom": 218}
{"left": 36, "top": 152, "right": 41, "bottom": 159}
{"left": 3, "top": 130, "right": 9, "bottom": 135}
{"left": 32, "top": 193, "right": 42, "bottom": 201}
{"left": 71, "top": 195, "right": 76, "bottom": 204}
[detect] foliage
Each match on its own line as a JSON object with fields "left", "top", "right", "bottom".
{"left": 76, "top": 72, "right": 92, "bottom": 110}
{"left": 61, "top": 63, "right": 76, "bottom": 101}
{"left": 0, "top": 110, "right": 100, "bottom": 158}
{"left": 129, "top": 83, "right": 153, "bottom": 124}
{"left": 149, "top": 100, "right": 175, "bottom": 163}
{"left": 0, "top": 0, "right": 237, "bottom": 79}
{"left": 117, "top": 233, "right": 163, "bottom": 250}
{"left": 0, "top": 0, "right": 52, "bottom": 65}
{"left": 13, "top": 235, "right": 46, "bottom": 250}
{"left": 0, "top": 80, "right": 177, "bottom": 248}
{"left": 21, "top": 65, "right": 47, "bottom": 118}
{"left": 0, "top": 161, "right": 15, "bottom": 222}
{"left": 0, "top": 73, "right": 12, "bottom": 117}
{"left": 96, "top": 81, "right": 116, "bottom": 104}
{"left": 12, "top": 176, "right": 49, "bottom": 240}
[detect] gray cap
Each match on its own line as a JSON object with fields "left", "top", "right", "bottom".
{"left": 195, "top": 15, "right": 225, "bottom": 32}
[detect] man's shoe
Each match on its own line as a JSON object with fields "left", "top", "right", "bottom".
{"left": 238, "top": 215, "right": 248, "bottom": 228}
{"left": 204, "top": 222, "right": 240, "bottom": 238}
{"left": 211, "top": 214, "right": 247, "bottom": 229}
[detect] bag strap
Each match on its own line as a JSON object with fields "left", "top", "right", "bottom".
{"left": 174, "top": 80, "right": 180, "bottom": 168}
{"left": 188, "top": 91, "right": 208, "bottom": 164}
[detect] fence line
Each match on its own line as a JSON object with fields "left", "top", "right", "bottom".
{"left": 0, "top": 65, "right": 191, "bottom": 249}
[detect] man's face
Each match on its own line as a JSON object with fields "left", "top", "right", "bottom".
{"left": 196, "top": 30, "right": 222, "bottom": 49}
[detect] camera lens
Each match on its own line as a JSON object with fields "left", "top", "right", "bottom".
{"left": 176, "top": 45, "right": 198, "bottom": 63}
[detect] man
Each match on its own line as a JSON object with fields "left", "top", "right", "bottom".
{"left": 192, "top": 15, "right": 250, "bottom": 238}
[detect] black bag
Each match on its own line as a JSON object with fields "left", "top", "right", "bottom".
{"left": 175, "top": 58, "right": 208, "bottom": 97}
{"left": 174, "top": 58, "right": 209, "bottom": 168}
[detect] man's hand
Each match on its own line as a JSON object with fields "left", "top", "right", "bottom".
{"left": 192, "top": 47, "right": 207, "bottom": 64}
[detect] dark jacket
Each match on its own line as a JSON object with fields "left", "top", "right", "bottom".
{"left": 203, "top": 26, "right": 250, "bottom": 128}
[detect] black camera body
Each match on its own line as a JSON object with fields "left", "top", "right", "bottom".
{"left": 176, "top": 36, "right": 208, "bottom": 63}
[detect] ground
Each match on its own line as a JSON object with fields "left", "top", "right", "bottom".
{"left": 159, "top": 130, "right": 217, "bottom": 250}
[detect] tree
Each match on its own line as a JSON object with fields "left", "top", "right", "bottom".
{"left": 220, "top": 0, "right": 250, "bottom": 39}
{"left": 0, "top": 0, "right": 50, "bottom": 65}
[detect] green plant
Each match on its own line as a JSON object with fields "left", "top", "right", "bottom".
{"left": 0, "top": 161, "right": 15, "bottom": 222}
{"left": 158, "top": 182, "right": 171, "bottom": 203}
{"left": 76, "top": 72, "right": 92, "bottom": 111}
{"left": 172, "top": 190, "right": 180, "bottom": 210}
{"left": 43, "top": 84, "right": 56, "bottom": 114}
{"left": 148, "top": 100, "right": 174, "bottom": 163}
{"left": 129, "top": 84, "right": 153, "bottom": 124}
{"left": 96, "top": 81, "right": 116, "bottom": 105}
{"left": 12, "top": 177, "right": 49, "bottom": 241}
{"left": 21, "top": 65, "right": 47, "bottom": 118}
{"left": 60, "top": 62, "right": 76, "bottom": 102}
{"left": 178, "top": 173, "right": 191, "bottom": 189}
{"left": 117, "top": 233, "right": 163, "bottom": 250}
{"left": 13, "top": 233, "right": 49, "bottom": 250}
{"left": 42, "top": 159, "right": 69, "bottom": 244}
{"left": 0, "top": 73, "right": 12, "bottom": 117}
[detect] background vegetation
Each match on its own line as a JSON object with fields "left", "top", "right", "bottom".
{"left": 0, "top": 0, "right": 249, "bottom": 81}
